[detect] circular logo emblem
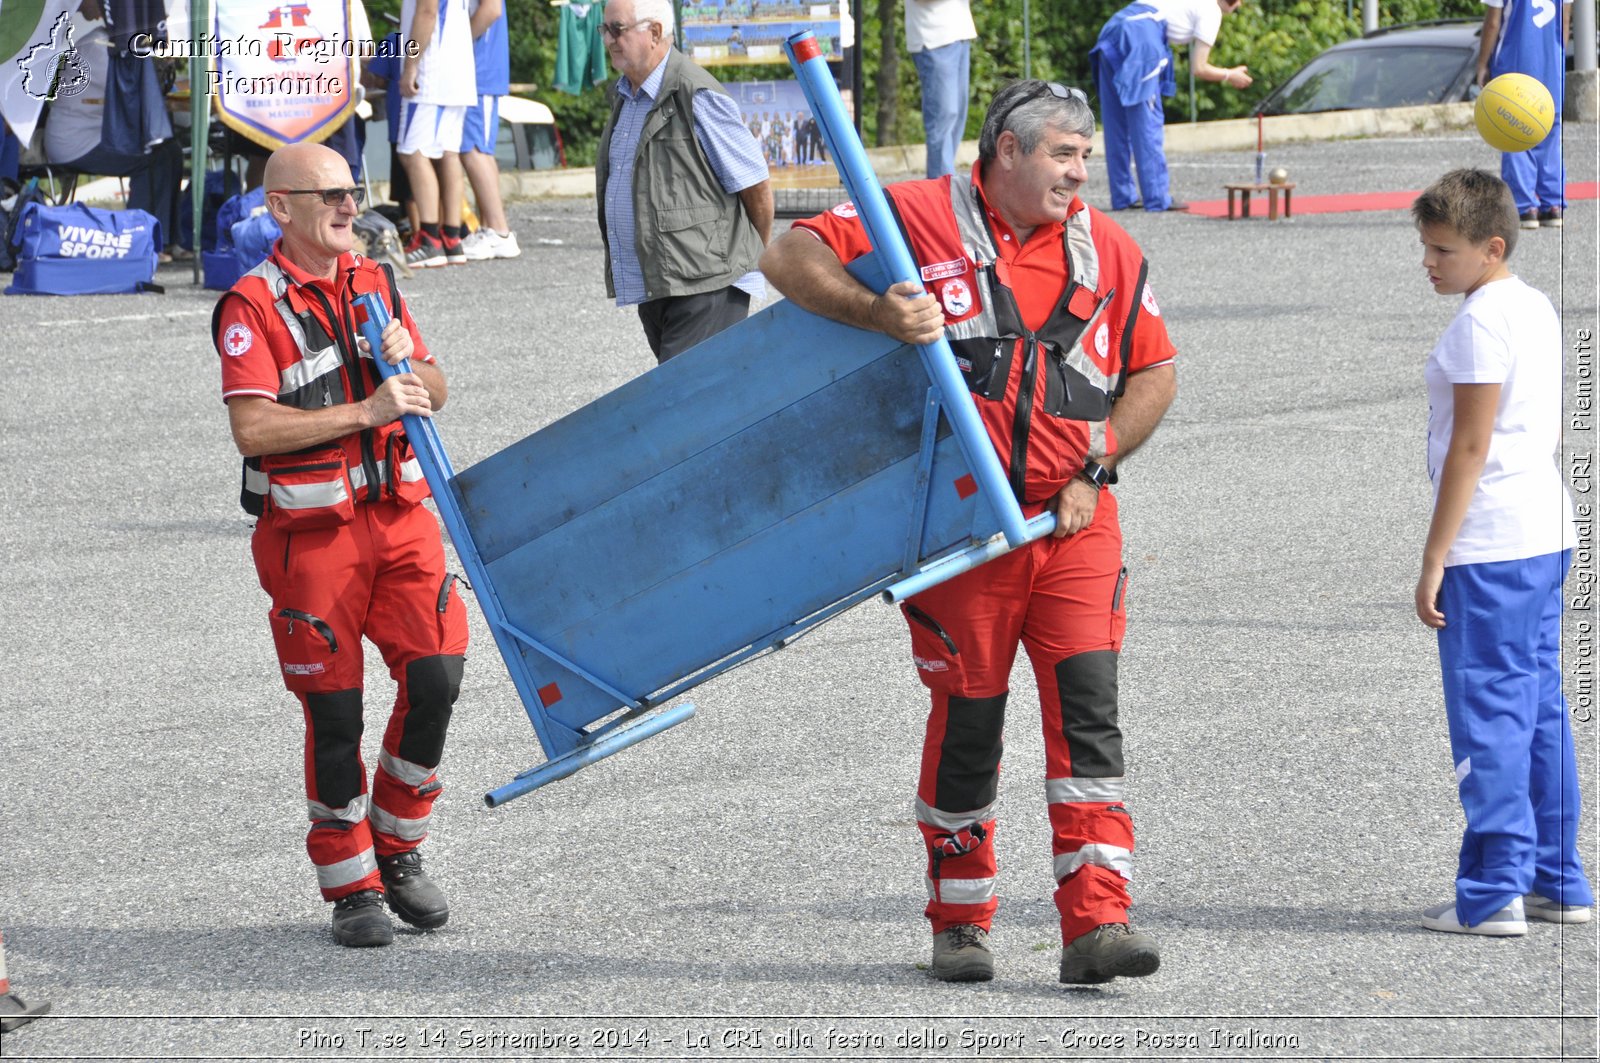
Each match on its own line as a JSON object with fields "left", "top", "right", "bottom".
{"left": 1094, "top": 322, "right": 1110, "bottom": 358}
{"left": 223, "top": 323, "right": 254, "bottom": 357}
{"left": 1141, "top": 285, "right": 1162, "bottom": 317}
{"left": 940, "top": 278, "right": 973, "bottom": 318}
{"left": 830, "top": 201, "right": 858, "bottom": 218}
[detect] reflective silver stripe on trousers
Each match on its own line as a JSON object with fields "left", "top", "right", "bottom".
{"left": 316, "top": 847, "right": 378, "bottom": 891}
{"left": 913, "top": 797, "right": 998, "bottom": 831}
{"left": 307, "top": 794, "right": 369, "bottom": 824}
{"left": 925, "top": 875, "right": 997, "bottom": 905}
{"left": 1045, "top": 776, "right": 1125, "bottom": 804}
{"left": 369, "top": 802, "right": 430, "bottom": 842}
{"left": 378, "top": 748, "right": 436, "bottom": 788}
{"left": 1054, "top": 843, "right": 1133, "bottom": 882}
{"left": 270, "top": 476, "right": 350, "bottom": 511}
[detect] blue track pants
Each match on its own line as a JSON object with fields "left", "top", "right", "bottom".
{"left": 1094, "top": 57, "right": 1171, "bottom": 211}
{"left": 1437, "top": 549, "right": 1593, "bottom": 925}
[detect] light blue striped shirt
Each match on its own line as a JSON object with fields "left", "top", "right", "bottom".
{"left": 604, "top": 52, "right": 768, "bottom": 305}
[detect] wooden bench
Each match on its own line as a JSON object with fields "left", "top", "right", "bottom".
{"left": 1224, "top": 182, "right": 1296, "bottom": 221}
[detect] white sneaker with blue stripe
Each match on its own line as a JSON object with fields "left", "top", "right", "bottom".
{"left": 1523, "top": 892, "right": 1592, "bottom": 924}
{"left": 1421, "top": 896, "right": 1527, "bottom": 936}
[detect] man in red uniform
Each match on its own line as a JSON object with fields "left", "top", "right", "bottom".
{"left": 212, "top": 142, "right": 469, "bottom": 948}
{"left": 761, "top": 80, "right": 1178, "bottom": 985}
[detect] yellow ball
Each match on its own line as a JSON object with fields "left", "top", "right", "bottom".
{"left": 1475, "top": 73, "right": 1554, "bottom": 153}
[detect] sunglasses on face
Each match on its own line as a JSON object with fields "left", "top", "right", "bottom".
{"left": 269, "top": 186, "right": 366, "bottom": 207}
{"left": 991, "top": 81, "right": 1088, "bottom": 139}
{"left": 600, "top": 18, "right": 651, "bottom": 39}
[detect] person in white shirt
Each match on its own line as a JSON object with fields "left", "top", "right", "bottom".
{"left": 904, "top": 0, "right": 976, "bottom": 179}
{"left": 396, "top": 0, "right": 477, "bottom": 267}
{"left": 1411, "top": 168, "right": 1592, "bottom": 937}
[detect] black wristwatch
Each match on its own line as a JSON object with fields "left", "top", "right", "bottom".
{"left": 1077, "top": 461, "right": 1115, "bottom": 491}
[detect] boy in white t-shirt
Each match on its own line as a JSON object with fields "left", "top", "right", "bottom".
{"left": 1411, "top": 168, "right": 1592, "bottom": 935}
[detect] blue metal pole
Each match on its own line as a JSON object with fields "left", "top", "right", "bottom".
{"left": 784, "top": 31, "right": 1030, "bottom": 550}
{"left": 484, "top": 702, "right": 697, "bottom": 808}
{"left": 882, "top": 512, "right": 1057, "bottom": 603}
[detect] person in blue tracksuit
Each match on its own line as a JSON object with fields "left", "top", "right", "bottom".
{"left": 1477, "top": 0, "right": 1572, "bottom": 228}
{"left": 1090, "top": 0, "right": 1252, "bottom": 212}
{"left": 1411, "top": 168, "right": 1593, "bottom": 936}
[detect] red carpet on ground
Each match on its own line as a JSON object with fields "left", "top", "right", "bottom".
{"left": 1186, "top": 181, "right": 1598, "bottom": 218}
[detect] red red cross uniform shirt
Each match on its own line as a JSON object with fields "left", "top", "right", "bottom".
{"left": 216, "top": 245, "right": 433, "bottom": 408}
{"left": 794, "top": 169, "right": 1177, "bottom": 505}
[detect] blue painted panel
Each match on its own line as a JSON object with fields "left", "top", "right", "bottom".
{"left": 456, "top": 299, "right": 910, "bottom": 565}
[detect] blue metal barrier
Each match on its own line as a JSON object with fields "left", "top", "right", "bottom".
{"left": 337, "top": 39, "right": 1063, "bottom": 806}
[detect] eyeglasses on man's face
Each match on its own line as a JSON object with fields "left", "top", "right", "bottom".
{"left": 269, "top": 186, "right": 366, "bottom": 207}
{"left": 992, "top": 81, "right": 1088, "bottom": 139}
{"left": 600, "top": 18, "right": 652, "bottom": 39}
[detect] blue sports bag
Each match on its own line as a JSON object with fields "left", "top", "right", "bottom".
{"left": 4, "top": 201, "right": 160, "bottom": 296}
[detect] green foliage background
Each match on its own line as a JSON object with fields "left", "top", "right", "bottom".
{"left": 368, "top": 0, "right": 1483, "bottom": 165}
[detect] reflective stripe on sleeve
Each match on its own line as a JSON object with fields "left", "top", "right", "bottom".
{"left": 1045, "top": 776, "right": 1126, "bottom": 805}
{"left": 315, "top": 847, "right": 378, "bottom": 891}
{"left": 925, "top": 875, "right": 997, "bottom": 905}
{"left": 1054, "top": 843, "right": 1133, "bottom": 882}
{"left": 914, "top": 797, "right": 997, "bottom": 832}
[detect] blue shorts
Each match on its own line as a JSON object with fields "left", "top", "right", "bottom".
{"left": 460, "top": 95, "right": 499, "bottom": 156}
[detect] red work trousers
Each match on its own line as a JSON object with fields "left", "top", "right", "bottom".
{"left": 902, "top": 491, "right": 1134, "bottom": 944}
{"left": 252, "top": 498, "right": 469, "bottom": 901}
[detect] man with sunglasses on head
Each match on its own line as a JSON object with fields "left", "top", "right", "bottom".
{"left": 761, "top": 81, "right": 1178, "bottom": 986}
{"left": 595, "top": 0, "right": 774, "bottom": 363}
{"left": 211, "top": 142, "right": 469, "bottom": 949}
{"left": 1092, "top": 0, "right": 1252, "bottom": 212}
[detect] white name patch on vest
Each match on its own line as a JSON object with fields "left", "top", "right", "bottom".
{"left": 920, "top": 257, "right": 966, "bottom": 282}
{"left": 1094, "top": 322, "right": 1110, "bottom": 358}
{"left": 223, "top": 323, "right": 254, "bottom": 356}
{"left": 831, "top": 201, "right": 858, "bottom": 218}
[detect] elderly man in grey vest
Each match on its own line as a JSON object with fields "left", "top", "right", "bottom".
{"left": 596, "top": 0, "right": 774, "bottom": 363}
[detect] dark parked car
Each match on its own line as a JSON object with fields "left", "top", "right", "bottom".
{"left": 1255, "top": 20, "right": 1482, "bottom": 116}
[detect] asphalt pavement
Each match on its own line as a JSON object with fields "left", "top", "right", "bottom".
{"left": 0, "top": 124, "right": 1597, "bottom": 1062}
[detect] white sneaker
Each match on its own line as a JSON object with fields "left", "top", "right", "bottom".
{"left": 1523, "top": 892, "right": 1593, "bottom": 923}
{"left": 1421, "top": 896, "right": 1527, "bottom": 936}
{"left": 461, "top": 228, "right": 521, "bottom": 260}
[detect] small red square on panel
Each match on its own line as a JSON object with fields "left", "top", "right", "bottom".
{"left": 954, "top": 474, "right": 978, "bottom": 500}
{"left": 538, "top": 682, "right": 562, "bottom": 706}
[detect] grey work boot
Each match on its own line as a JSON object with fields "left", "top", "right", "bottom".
{"left": 379, "top": 850, "right": 449, "bottom": 929}
{"left": 1059, "top": 921, "right": 1160, "bottom": 984}
{"left": 331, "top": 889, "right": 394, "bottom": 948}
{"left": 930, "top": 924, "right": 994, "bottom": 982}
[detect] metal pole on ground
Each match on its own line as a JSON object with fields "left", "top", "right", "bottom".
{"left": 1363, "top": 0, "right": 1378, "bottom": 35}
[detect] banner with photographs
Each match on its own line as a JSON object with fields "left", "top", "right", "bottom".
{"left": 680, "top": 1, "right": 841, "bottom": 67}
